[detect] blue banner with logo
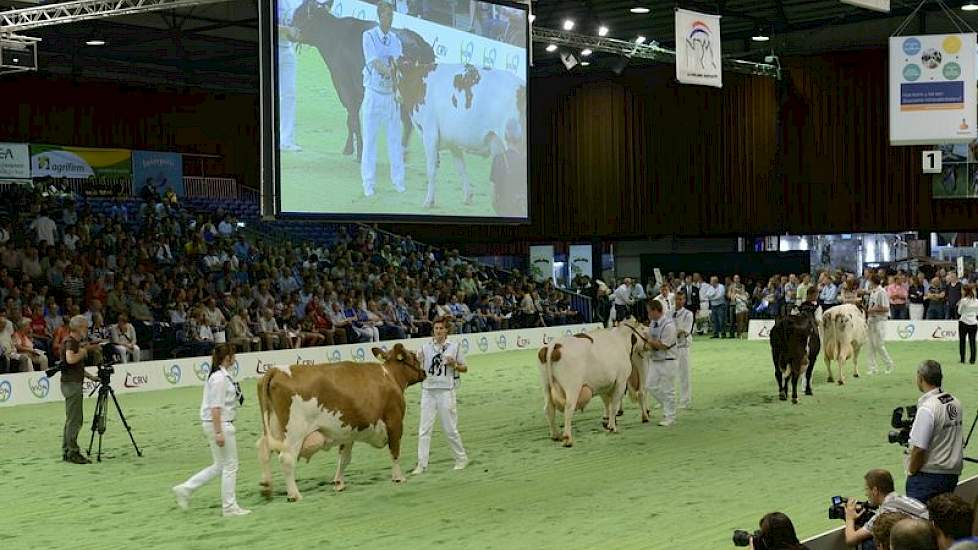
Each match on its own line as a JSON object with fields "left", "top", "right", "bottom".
{"left": 132, "top": 150, "right": 183, "bottom": 196}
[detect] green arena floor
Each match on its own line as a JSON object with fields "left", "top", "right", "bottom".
{"left": 3, "top": 340, "right": 977, "bottom": 549}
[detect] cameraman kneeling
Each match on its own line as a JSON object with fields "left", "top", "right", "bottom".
{"left": 905, "top": 360, "right": 964, "bottom": 505}
{"left": 845, "top": 469, "right": 929, "bottom": 549}
{"left": 61, "top": 315, "right": 102, "bottom": 465}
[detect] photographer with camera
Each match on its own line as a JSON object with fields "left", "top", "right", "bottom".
{"left": 61, "top": 315, "right": 104, "bottom": 464}
{"left": 905, "top": 360, "right": 965, "bottom": 506}
{"left": 842, "top": 469, "right": 929, "bottom": 548}
{"left": 733, "top": 512, "right": 809, "bottom": 549}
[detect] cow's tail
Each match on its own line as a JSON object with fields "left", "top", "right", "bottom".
{"left": 538, "top": 343, "right": 567, "bottom": 409}
{"left": 257, "top": 369, "right": 287, "bottom": 454}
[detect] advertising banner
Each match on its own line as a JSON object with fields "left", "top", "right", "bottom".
{"left": 30, "top": 144, "right": 132, "bottom": 178}
{"left": 568, "top": 244, "right": 593, "bottom": 283}
{"left": 0, "top": 142, "right": 30, "bottom": 179}
{"left": 675, "top": 8, "right": 722, "bottom": 88}
{"left": 0, "top": 324, "right": 601, "bottom": 407}
{"left": 133, "top": 150, "right": 184, "bottom": 196}
{"left": 889, "top": 33, "right": 978, "bottom": 145}
{"left": 748, "top": 319, "right": 963, "bottom": 342}
{"left": 529, "top": 245, "right": 554, "bottom": 284}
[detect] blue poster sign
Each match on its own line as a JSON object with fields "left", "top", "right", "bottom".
{"left": 132, "top": 150, "right": 183, "bottom": 196}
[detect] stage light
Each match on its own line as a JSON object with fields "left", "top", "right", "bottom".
{"left": 963, "top": 2, "right": 978, "bottom": 11}
{"left": 630, "top": 7, "right": 650, "bottom": 14}
{"left": 581, "top": 48, "right": 592, "bottom": 56}
{"left": 528, "top": 14, "right": 536, "bottom": 23}
{"left": 545, "top": 44, "right": 557, "bottom": 53}
{"left": 598, "top": 25, "right": 609, "bottom": 36}
{"left": 86, "top": 39, "right": 106, "bottom": 46}
{"left": 751, "top": 26, "right": 770, "bottom": 42}
{"left": 563, "top": 19, "right": 575, "bottom": 31}
{"left": 635, "top": 35, "right": 646, "bottom": 44}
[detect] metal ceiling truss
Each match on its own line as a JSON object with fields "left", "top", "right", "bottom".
{"left": 0, "top": 0, "right": 232, "bottom": 34}
{"left": 531, "top": 27, "right": 781, "bottom": 79}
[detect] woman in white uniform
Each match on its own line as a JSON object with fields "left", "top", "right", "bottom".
{"left": 172, "top": 344, "right": 250, "bottom": 517}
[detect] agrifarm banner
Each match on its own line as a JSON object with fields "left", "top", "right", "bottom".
{"left": 529, "top": 245, "right": 554, "bottom": 283}
{"left": 0, "top": 324, "right": 601, "bottom": 407}
{"left": 0, "top": 142, "right": 30, "bottom": 179}
{"left": 748, "top": 319, "right": 964, "bottom": 342}
{"left": 675, "top": 8, "right": 722, "bottom": 88}
{"left": 568, "top": 244, "right": 593, "bottom": 283}
{"left": 889, "top": 33, "right": 978, "bottom": 145}
{"left": 133, "top": 150, "right": 184, "bottom": 196}
{"left": 30, "top": 145, "right": 132, "bottom": 178}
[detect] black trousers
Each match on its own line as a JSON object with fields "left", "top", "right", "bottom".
{"left": 960, "top": 322, "right": 977, "bottom": 364}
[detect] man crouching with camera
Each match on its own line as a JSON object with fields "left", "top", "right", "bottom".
{"left": 843, "top": 469, "right": 928, "bottom": 549}
{"left": 905, "top": 360, "right": 965, "bottom": 505}
{"left": 61, "top": 315, "right": 103, "bottom": 464}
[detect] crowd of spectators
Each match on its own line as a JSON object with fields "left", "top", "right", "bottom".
{"left": 0, "top": 189, "right": 580, "bottom": 372}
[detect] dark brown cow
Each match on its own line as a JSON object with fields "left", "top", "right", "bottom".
{"left": 257, "top": 344, "right": 425, "bottom": 500}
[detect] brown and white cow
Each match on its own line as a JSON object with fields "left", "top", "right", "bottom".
{"left": 822, "top": 304, "right": 867, "bottom": 385}
{"left": 536, "top": 321, "right": 649, "bottom": 447}
{"left": 256, "top": 344, "right": 425, "bottom": 501}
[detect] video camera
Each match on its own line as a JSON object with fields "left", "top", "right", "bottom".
{"left": 828, "top": 496, "right": 876, "bottom": 525}
{"left": 732, "top": 529, "right": 761, "bottom": 548}
{"left": 888, "top": 405, "right": 917, "bottom": 446}
{"left": 45, "top": 342, "right": 120, "bottom": 383}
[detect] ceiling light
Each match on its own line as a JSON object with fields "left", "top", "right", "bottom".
{"left": 635, "top": 35, "right": 646, "bottom": 44}
{"left": 12, "top": 57, "right": 19, "bottom": 63}
{"left": 545, "top": 44, "right": 557, "bottom": 53}
{"left": 964, "top": 2, "right": 978, "bottom": 10}
{"left": 528, "top": 14, "right": 536, "bottom": 23}
{"left": 563, "top": 19, "right": 575, "bottom": 31}
{"left": 581, "top": 61, "right": 591, "bottom": 66}
{"left": 629, "top": 7, "right": 650, "bottom": 14}
{"left": 598, "top": 25, "right": 609, "bottom": 36}
{"left": 85, "top": 39, "right": 106, "bottom": 46}
{"left": 751, "top": 26, "right": 770, "bottom": 42}
{"left": 581, "top": 49, "right": 592, "bottom": 56}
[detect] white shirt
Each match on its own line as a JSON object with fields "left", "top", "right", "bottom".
{"left": 631, "top": 283, "right": 646, "bottom": 300}
{"left": 200, "top": 367, "right": 240, "bottom": 422}
{"left": 0, "top": 319, "right": 13, "bottom": 356}
{"left": 218, "top": 221, "right": 235, "bottom": 236}
{"left": 362, "top": 26, "right": 402, "bottom": 94}
{"left": 672, "top": 308, "right": 694, "bottom": 348}
{"left": 653, "top": 293, "right": 674, "bottom": 314}
{"left": 868, "top": 286, "right": 890, "bottom": 321}
{"left": 419, "top": 339, "right": 464, "bottom": 390}
{"left": 648, "top": 316, "right": 677, "bottom": 361}
{"left": 958, "top": 296, "right": 978, "bottom": 326}
{"left": 63, "top": 233, "right": 80, "bottom": 251}
{"left": 612, "top": 284, "right": 633, "bottom": 306}
{"left": 30, "top": 216, "right": 57, "bottom": 246}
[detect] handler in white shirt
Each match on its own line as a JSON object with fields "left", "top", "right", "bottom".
{"left": 412, "top": 317, "right": 468, "bottom": 474}
{"left": 361, "top": 1, "right": 405, "bottom": 197}
{"left": 645, "top": 300, "right": 678, "bottom": 426}
{"left": 866, "top": 274, "right": 894, "bottom": 374}
{"left": 672, "top": 292, "right": 695, "bottom": 409}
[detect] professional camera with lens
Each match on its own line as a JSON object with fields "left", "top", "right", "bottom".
{"left": 888, "top": 405, "right": 917, "bottom": 446}
{"left": 45, "top": 342, "right": 120, "bottom": 380}
{"left": 732, "top": 529, "right": 761, "bottom": 547}
{"left": 828, "top": 496, "right": 876, "bottom": 526}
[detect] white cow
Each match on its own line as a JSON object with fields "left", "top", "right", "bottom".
{"left": 821, "top": 304, "right": 867, "bottom": 385}
{"left": 396, "top": 61, "right": 526, "bottom": 208}
{"left": 536, "top": 322, "right": 649, "bottom": 447}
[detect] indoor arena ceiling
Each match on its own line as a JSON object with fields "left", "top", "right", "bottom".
{"left": 2, "top": 0, "right": 978, "bottom": 90}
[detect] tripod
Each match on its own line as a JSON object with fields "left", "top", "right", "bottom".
{"left": 87, "top": 380, "right": 142, "bottom": 462}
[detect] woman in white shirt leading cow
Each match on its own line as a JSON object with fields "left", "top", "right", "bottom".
{"left": 412, "top": 316, "right": 469, "bottom": 474}
{"left": 958, "top": 284, "right": 978, "bottom": 365}
{"left": 172, "top": 344, "right": 250, "bottom": 517}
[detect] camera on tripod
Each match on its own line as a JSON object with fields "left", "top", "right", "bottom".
{"left": 45, "top": 342, "right": 119, "bottom": 380}
{"left": 888, "top": 405, "right": 917, "bottom": 446}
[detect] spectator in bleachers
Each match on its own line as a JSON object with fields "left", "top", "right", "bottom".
{"left": 29, "top": 209, "right": 58, "bottom": 247}
{"left": 258, "top": 307, "right": 290, "bottom": 350}
{"left": 927, "top": 494, "right": 975, "bottom": 550}
{"left": 110, "top": 314, "right": 140, "bottom": 363}
{"left": 12, "top": 318, "right": 46, "bottom": 372}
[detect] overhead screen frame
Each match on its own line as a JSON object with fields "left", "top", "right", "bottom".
{"left": 260, "top": 0, "right": 531, "bottom": 225}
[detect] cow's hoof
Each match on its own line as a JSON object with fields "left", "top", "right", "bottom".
{"left": 550, "top": 435, "right": 561, "bottom": 442}
{"left": 853, "top": 373, "right": 860, "bottom": 378}
{"left": 805, "top": 389, "right": 813, "bottom": 396}
{"left": 287, "top": 494, "right": 302, "bottom": 503}
{"left": 260, "top": 487, "right": 272, "bottom": 499}
{"left": 463, "top": 195, "right": 474, "bottom": 206}
{"left": 641, "top": 417, "right": 650, "bottom": 424}
{"left": 562, "top": 436, "right": 573, "bottom": 448}
{"left": 423, "top": 199, "right": 435, "bottom": 209}
{"left": 616, "top": 409, "right": 624, "bottom": 417}
{"left": 826, "top": 377, "right": 834, "bottom": 383}
{"left": 779, "top": 392, "right": 787, "bottom": 401}
{"left": 333, "top": 481, "right": 346, "bottom": 492}
{"left": 837, "top": 380, "right": 845, "bottom": 386}
{"left": 343, "top": 145, "right": 353, "bottom": 156}
{"left": 792, "top": 398, "right": 798, "bottom": 404}
{"left": 392, "top": 477, "right": 406, "bottom": 485}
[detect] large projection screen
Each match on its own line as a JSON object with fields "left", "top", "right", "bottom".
{"left": 264, "top": 0, "right": 529, "bottom": 222}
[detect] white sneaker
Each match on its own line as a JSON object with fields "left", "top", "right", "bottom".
{"left": 453, "top": 460, "right": 468, "bottom": 471}
{"left": 411, "top": 465, "right": 427, "bottom": 475}
{"left": 223, "top": 507, "right": 251, "bottom": 518}
{"left": 172, "top": 485, "right": 190, "bottom": 511}
{"left": 658, "top": 418, "right": 675, "bottom": 427}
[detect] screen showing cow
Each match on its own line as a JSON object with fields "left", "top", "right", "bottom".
{"left": 273, "top": 0, "right": 529, "bottom": 220}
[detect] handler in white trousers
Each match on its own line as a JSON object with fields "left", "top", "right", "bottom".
{"left": 172, "top": 344, "right": 250, "bottom": 517}
{"left": 361, "top": 1, "right": 405, "bottom": 197}
{"left": 413, "top": 316, "right": 468, "bottom": 474}
{"left": 645, "top": 300, "right": 678, "bottom": 426}
{"left": 277, "top": 0, "right": 302, "bottom": 152}
{"left": 866, "top": 274, "right": 894, "bottom": 375}
{"left": 672, "top": 292, "right": 695, "bottom": 409}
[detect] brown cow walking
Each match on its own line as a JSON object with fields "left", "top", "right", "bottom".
{"left": 256, "top": 344, "right": 425, "bottom": 501}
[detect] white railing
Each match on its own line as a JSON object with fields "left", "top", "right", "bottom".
{"left": 182, "top": 176, "right": 238, "bottom": 199}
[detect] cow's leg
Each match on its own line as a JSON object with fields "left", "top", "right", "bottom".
{"left": 422, "top": 127, "right": 440, "bottom": 208}
{"left": 258, "top": 435, "right": 273, "bottom": 498}
{"left": 607, "top": 381, "right": 626, "bottom": 433}
{"left": 344, "top": 109, "right": 356, "bottom": 156}
{"left": 449, "top": 149, "right": 473, "bottom": 205}
{"left": 775, "top": 361, "right": 786, "bottom": 401}
{"left": 386, "top": 424, "right": 406, "bottom": 484}
{"left": 561, "top": 384, "right": 582, "bottom": 447}
{"left": 545, "top": 401, "right": 560, "bottom": 440}
{"left": 333, "top": 443, "right": 353, "bottom": 492}
{"left": 279, "top": 446, "right": 302, "bottom": 502}
{"left": 851, "top": 344, "right": 862, "bottom": 379}
{"left": 790, "top": 369, "right": 800, "bottom": 404}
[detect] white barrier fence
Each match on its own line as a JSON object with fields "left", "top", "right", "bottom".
{"left": 748, "top": 319, "right": 966, "bottom": 342}
{"left": 801, "top": 475, "right": 978, "bottom": 550}
{"left": 0, "top": 324, "right": 601, "bottom": 408}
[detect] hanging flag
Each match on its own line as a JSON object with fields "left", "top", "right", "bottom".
{"left": 675, "top": 8, "right": 722, "bottom": 88}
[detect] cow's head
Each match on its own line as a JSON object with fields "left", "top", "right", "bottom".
{"left": 292, "top": 0, "right": 334, "bottom": 39}
{"left": 373, "top": 343, "right": 425, "bottom": 387}
{"left": 394, "top": 56, "right": 435, "bottom": 114}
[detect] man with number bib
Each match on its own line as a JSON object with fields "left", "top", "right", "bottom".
{"left": 645, "top": 300, "right": 678, "bottom": 426}
{"left": 412, "top": 316, "right": 468, "bottom": 474}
